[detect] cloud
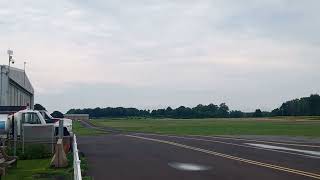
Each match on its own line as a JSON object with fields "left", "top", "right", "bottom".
{"left": 0, "top": 0, "right": 319, "bottom": 112}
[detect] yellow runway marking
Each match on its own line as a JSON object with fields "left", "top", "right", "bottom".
{"left": 126, "top": 134, "right": 320, "bottom": 179}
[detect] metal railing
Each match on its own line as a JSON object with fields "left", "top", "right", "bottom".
{"left": 73, "top": 134, "right": 82, "bottom": 180}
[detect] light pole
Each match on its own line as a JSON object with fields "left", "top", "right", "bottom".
{"left": 7, "top": 49, "right": 16, "bottom": 155}
{"left": 6, "top": 50, "right": 14, "bottom": 106}
{"left": 7, "top": 49, "right": 14, "bottom": 69}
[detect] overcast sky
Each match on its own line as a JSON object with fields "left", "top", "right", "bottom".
{"left": 0, "top": 0, "right": 319, "bottom": 113}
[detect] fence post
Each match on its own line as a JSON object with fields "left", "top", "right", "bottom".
{"left": 59, "top": 119, "right": 63, "bottom": 139}
{"left": 22, "top": 125, "right": 24, "bottom": 154}
{"left": 51, "top": 125, "right": 54, "bottom": 154}
{"left": 73, "top": 134, "right": 82, "bottom": 180}
{"left": 13, "top": 116, "right": 17, "bottom": 156}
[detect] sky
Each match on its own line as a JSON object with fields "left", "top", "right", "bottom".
{"left": 0, "top": 0, "right": 319, "bottom": 113}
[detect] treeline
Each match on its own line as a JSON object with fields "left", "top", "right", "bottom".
{"left": 67, "top": 107, "right": 150, "bottom": 118}
{"left": 66, "top": 103, "right": 260, "bottom": 118}
{"left": 67, "top": 103, "right": 234, "bottom": 118}
{"left": 66, "top": 94, "right": 320, "bottom": 118}
{"left": 272, "top": 94, "right": 320, "bottom": 116}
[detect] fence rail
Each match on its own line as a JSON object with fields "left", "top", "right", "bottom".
{"left": 73, "top": 134, "right": 82, "bottom": 180}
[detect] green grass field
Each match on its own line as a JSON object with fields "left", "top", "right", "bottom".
{"left": 73, "top": 120, "right": 106, "bottom": 136}
{"left": 4, "top": 153, "right": 92, "bottom": 180}
{"left": 4, "top": 158, "right": 72, "bottom": 180}
{"left": 3, "top": 121, "right": 98, "bottom": 180}
{"left": 91, "top": 117, "right": 320, "bottom": 137}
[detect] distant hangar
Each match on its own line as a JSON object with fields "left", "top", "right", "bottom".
{"left": 0, "top": 65, "right": 34, "bottom": 108}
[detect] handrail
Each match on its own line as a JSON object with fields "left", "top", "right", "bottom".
{"left": 73, "top": 134, "right": 82, "bottom": 180}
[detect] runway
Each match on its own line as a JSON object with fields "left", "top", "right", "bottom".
{"left": 78, "top": 122, "right": 320, "bottom": 180}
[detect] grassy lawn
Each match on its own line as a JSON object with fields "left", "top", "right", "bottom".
{"left": 4, "top": 158, "right": 72, "bottom": 180}
{"left": 2, "top": 121, "right": 98, "bottom": 180}
{"left": 73, "top": 120, "right": 106, "bottom": 136}
{"left": 4, "top": 153, "right": 92, "bottom": 180}
{"left": 91, "top": 117, "right": 320, "bottom": 137}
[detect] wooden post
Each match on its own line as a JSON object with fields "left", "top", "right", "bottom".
{"left": 59, "top": 120, "right": 63, "bottom": 139}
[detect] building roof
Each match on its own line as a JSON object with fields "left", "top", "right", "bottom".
{"left": 0, "top": 65, "right": 34, "bottom": 94}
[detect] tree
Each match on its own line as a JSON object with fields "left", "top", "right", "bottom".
{"left": 34, "top": 103, "right": 46, "bottom": 110}
{"left": 51, "top": 111, "right": 64, "bottom": 118}
{"left": 229, "top": 110, "right": 244, "bottom": 118}
{"left": 309, "top": 94, "right": 320, "bottom": 115}
{"left": 271, "top": 94, "right": 320, "bottom": 116}
{"left": 217, "top": 103, "right": 229, "bottom": 117}
{"left": 171, "top": 106, "right": 195, "bottom": 118}
{"left": 253, "top": 109, "right": 263, "bottom": 117}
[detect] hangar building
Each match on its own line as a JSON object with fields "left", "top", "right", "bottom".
{"left": 0, "top": 65, "right": 34, "bottom": 108}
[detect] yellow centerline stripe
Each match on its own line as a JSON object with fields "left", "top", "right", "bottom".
{"left": 126, "top": 134, "right": 320, "bottom": 179}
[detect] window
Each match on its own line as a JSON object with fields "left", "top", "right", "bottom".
{"left": 22, "top": 113, "right": 41, "bottom": 124}
{"left": 44, "top": 113, "right": 54, "bottom": 123}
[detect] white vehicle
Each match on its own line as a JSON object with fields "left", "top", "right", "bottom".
{"left": 38, "top": 110, "right": 73, "bottom": 134}
{"left": 6, "top": 109, "right": 72, "bottom": 136}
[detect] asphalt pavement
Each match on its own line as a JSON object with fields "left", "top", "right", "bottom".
{"left": 77, "top": 121, "right": 320, "bottom": 180}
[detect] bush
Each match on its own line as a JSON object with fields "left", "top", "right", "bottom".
{"left": 7, "top": 144, "right": 52, "bottom": 160}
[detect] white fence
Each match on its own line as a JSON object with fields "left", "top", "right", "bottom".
{"left": 73, "top": 134, "right": 82, "bottom": 180}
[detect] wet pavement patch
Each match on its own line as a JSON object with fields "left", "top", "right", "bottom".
{"left": 168, "top": 162, "right": 211, "bottom": 171}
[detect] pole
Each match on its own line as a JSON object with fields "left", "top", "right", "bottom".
{"left": 11, "top": 114, "right": 14, "bottom": 138}
{"left": 8, "top": 55, "right": 10, "bottom": 69}
{"left": 7, "top": 49, "right": 14, "bottom": 76}
{"left": 59, "top": 119, "right": 64, "bottom": 139}
{"left": 22, "top": 124, "right": 24, "bottom": 154}
{"left": 7, "top": 50, "right": 13, "bottom": 107}
{"left": 13, "top": 115, "right": 17, "bottom": 156}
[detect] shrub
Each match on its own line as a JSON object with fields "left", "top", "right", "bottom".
{"left": 7, "top": 144, "right": 52, "bottom": 160}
